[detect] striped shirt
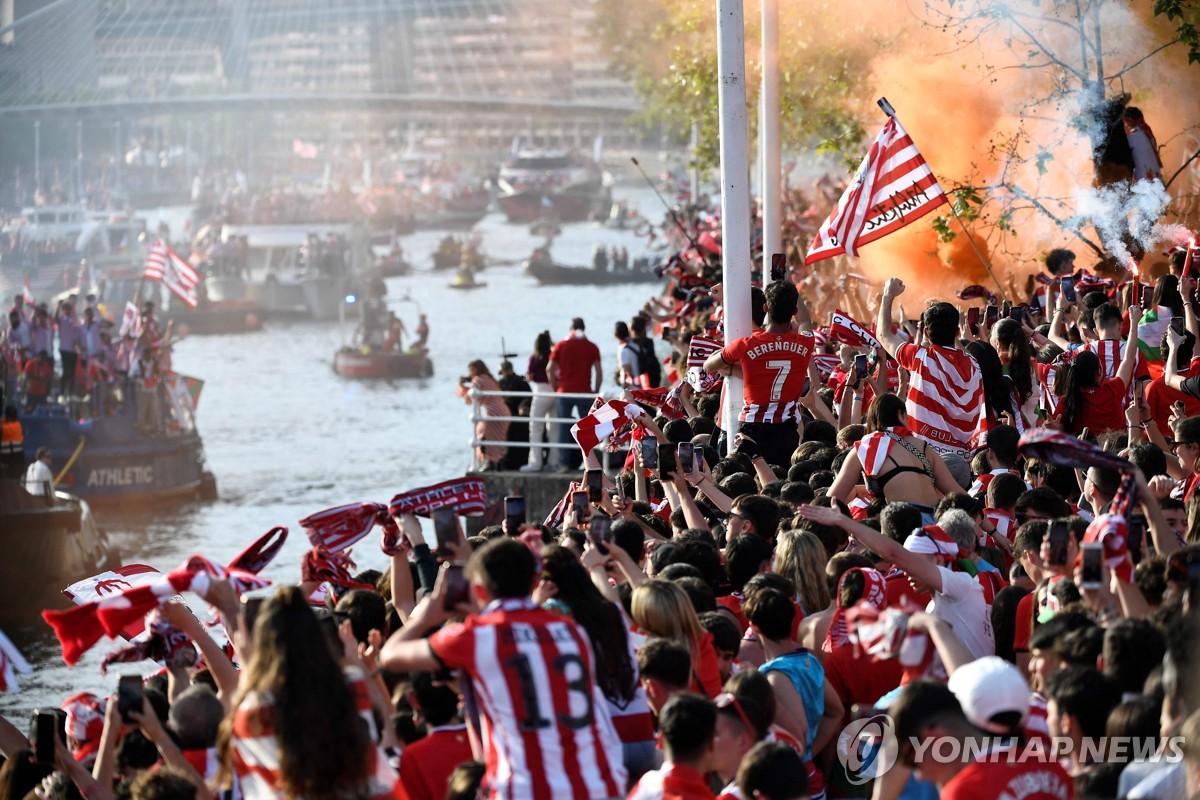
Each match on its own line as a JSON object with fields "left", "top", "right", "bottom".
{"left": 230, "top": 667, "right": 396, "bottom": 800}
{"left": 428, "top": 598, "right": 626, "bottom": 800}
{"left": 182, "top": 748, "right": 242, "bottom": 800}
{"left": 719, "top": 329, "right": 816, "bottom": 424}
{"left": 896, "top": 343, "right": 984, "bottom": 458}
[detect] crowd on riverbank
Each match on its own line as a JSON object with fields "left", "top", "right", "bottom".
{"left": 2, "top": 187, "right": 1200, "bottom": 800}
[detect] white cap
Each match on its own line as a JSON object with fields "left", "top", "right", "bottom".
{"left": 947, "top": 656, "right": 1030, "bottom": 734}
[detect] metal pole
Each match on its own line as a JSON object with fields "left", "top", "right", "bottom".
{"left": 33, "top": 120, "right": 40, "bottom": 200}
{"left": 114, "top": 121, "right": 121, "bottom": 192}
{"left": 760, "top": 0, "right": 781, "bottom": 286}
{"left": 76, "top": 119, "right": 83, "bottom": 203}
{"left": 185, "top": 120, "right": 193, "bottom": 185}
{"left": 716, "top": 0, "right": 751, "bottom": 452}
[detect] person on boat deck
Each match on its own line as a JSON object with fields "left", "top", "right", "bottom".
{"left": 132, "top": 349, "right": 163, "bottom": 436}
{"left": 415, "top": 314, "right": 429, "bottom": 347}
{"left": 23, "top": 446, "right": 53, "bottom": 497}
{"left": 456, "top": 359, "right": 510, "bottom": 471}
{"left": 381, "top": 312, "right": 405, "bottom": 353}
{"left": 0, "top": 405, "right": 23, "bottom": 479}
{"left": 22, "top": 351, "right": 54, "bottom": 411}
{"left": 592, "top": 245, "right": 609, "bottom": 272}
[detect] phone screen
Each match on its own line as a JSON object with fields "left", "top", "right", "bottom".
{"left": 676, "top": 442, "right": 695, "bottom": 475}
{"left": 966, "top": 306, "right": 980, "bottom": 331}
{"left": 1127, "top": 514, "right": 1146, "bottom": 562}
{"left": 1047, "top": 521, "right": 1069, "bottom": 566}
{"left": 432, "top": 507, "right": 458, "bottom": 556}
{"left": 854, "top": 354, "right": 869, "bottom": 381}
{"left": 1135, "top": 380, "right": 1145, "bottom": 403}
{"left": 1009, "top": 305, "right": 1026, "bottom": 322}
{"left": 1142, "top": 285, "right": 1152, "bottom": 307}
{"left": 1172, "top": 316, "right": 1186, "bottom": 336}
{"left": 985, "top": 304, "right": 999, "bottom": 323}
{"left": 661, "top": 326, "right": 673, "bottom": 341}
{"left": 641, "top": 436, "right": 659, "bottom": 469}
{"left": 240, "top": 591, "right": 267, "bottom": 634}
{"left": 571, "top": 490, "right": 590, "bottom": 522}
{"left": 117, "top": 674, "right": 143, "bottom": 723}
{"left": 585, "top": 469, "right": 603, "bottom": 503}
{"left": 770, "top": 252, "right": 786, "bottom": 282}
{"left": 30, "top": 709, "right": 64, "bottom": 766}
{"left": 1061, "top": 276, "right": 1077, "bottom": 302}
{"left": 440, "top": 563, "right": 470, "bottom": 611}
{"left": 588, "top": 515, "right": 613, "bottom": 551}
{"left": 1081, "top": 543, "right": 1104, "bottom": 589}
{"left": 658, "top": 443, "right": 677, "bottom": 478}
{"left": 504, "top": 496, "right": 525, "bottom": 529}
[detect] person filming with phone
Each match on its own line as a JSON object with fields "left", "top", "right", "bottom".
{"left": 380, "top": 538, "right": 627, "bottom": 799}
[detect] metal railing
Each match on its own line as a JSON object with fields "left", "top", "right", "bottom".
{"left": 466, "top": 387, "right": 619, "bottom": 472}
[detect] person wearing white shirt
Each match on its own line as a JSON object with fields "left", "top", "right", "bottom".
{"left": 23, "top": 446, "right": 54, "bottom": 497}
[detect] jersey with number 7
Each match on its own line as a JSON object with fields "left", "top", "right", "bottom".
{"left": 718, "top": 329, "right": 817, "bottom": 424}
{"left": 428, "top": 597, "right": 627, "bottom": 799}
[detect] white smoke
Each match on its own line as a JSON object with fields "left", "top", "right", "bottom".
{"left": 1070, "top": 179, "right": 1180, "bottom": 268}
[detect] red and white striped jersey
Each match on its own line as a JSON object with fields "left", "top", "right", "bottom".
{"left": 428, "top": 598, "right": 626, "bottom": 800}
{"left": 983, "top": 509, "right": 1018, "bottom": 543}
{"left": 230, "top": 668, "right": 395, "bottom": 800}
{"left": 719, "top": 329, "right": 816, "bottom": 424}
{"left": 182, "top": 748, "right": 242, "bottom": 800}
{"left": 895, "top": 343, "right": 985, "bottom": 458}
{"left": 1080, "top": 338, "right": 1148, "bottom": 402}
{"left": 969, "top": 469, "right": 1027, "bottom": 499}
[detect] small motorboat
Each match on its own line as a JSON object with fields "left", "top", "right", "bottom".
{"left": 448, "top": 269, "right": 486, "bottom": 290}
{"left": 524, "top": 258, "right": 661, "bottom": 286}
{"left": 333, "top": 346, "right": 433, "bottom": 379}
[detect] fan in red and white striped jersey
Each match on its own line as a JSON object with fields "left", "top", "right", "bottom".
{"left": 895, "top": 342, "right": 985, "bottom": 458}
{"left": 428, "top": 598, "right": 627, "bottom": 799}
{"left": 1080, "top": 338, "right": 1148, "bottom": 400}
{"left": 717, "top": 329, "right": 817, "bottom": 424}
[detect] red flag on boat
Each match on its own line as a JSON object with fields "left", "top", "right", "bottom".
{"left": 805, "top": 112, "right": 947, "bottom": 265}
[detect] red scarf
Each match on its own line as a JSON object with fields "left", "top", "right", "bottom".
{"left": 389, "top": 477, "right": 487, "bottom": 518}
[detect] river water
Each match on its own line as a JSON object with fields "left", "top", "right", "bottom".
{"left": 2, "top": 185, "right": 668, "bottom": 718}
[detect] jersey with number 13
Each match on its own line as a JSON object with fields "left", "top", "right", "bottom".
{"left": 719, "top": 329, "right": 816, "bottom": 424}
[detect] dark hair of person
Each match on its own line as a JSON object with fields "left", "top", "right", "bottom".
{"left": 726, "top": 533, "right": 774, "bottom": 593}
{"left": 1152, "top": 274, "right": 1184, "bottom": 317}
{"left": 864, "top": 393, "right": 906, "bottom": 432}
{"left": 801, "top": 418, "right": 838, "bottom": 446}
{"left": 987, "top": 473, "right": 1027, "bottom": 511}
{"left": 533, "top": 330, "right": 552, "bottom": 362}
{"left": 410, "top": 671, "right": 460, "bottom": 728}
{"left": 750, "top": 286, "right": 767, "bottom": 327}
{"left": 636, "top": 638, "right": 692, "bottom": 689}
{"left": 1044, "top": 666, "right": 1121, "bottom": 740}
{"left": 731, "top": 494, "right": 782, "bottom": 541}
{"left": 990, "top": 585, "right": 1031, "bottom": 664}
{"left": 923, "top": 302, "right": 960, "bottom": 347}
{"left": 880, "top": 502, "right": 923, "bottom": 545}
{"left": 334, "top": 589, "right": 387, "bottom": 645}
{"left": 1104, "top": 697, "right": 1161, "bottom": 761}
{"left": 610, "top": 517, "right": 645, "bottom": 563}
{"left": 1102, "top": 618, "right": 1166, "bottom": 696}
{"left": 1015, "top": 488, "right": 1073, "bottom": 521}
{"left": 539, "top": 546, "right": 636, "bottom": 705}
{"left": 1045, "top": 248, "right": 1075, "bottom": 274}
{"left": 1163, "top": 328, "right": 1197, "bottom": 370}
{"left": 698, "top": 611, "right": 742, "bottom": 657}
{"left": 614, "top": 320, "right": 630, "bottom": 340}
{"left": 217, "top": 586, "right": 371, "bottom": 799}
{"left": 445, "top": 762, "right": 486, "bottom": 800}
{"left": 467, "top": 538, "right": 537, "bottom": 598}
{"left": 737, "top": 741, "right": 810, "bottom": 800}
{"left": 673, "top": 575, "right": 717, "bottom": 614}
{"left": 658, "top": 693, "right": 717, "bottom": 763}
{"left": 966, "top": 341, "right": 1015, "bottom": 423}
{"left": 130, "top": 768, "right": 197, "bottom": 800}
{"left": 891, "top": 681, "right": 966, "bottom": 760}
{"left": 991, "top": 319, "right": 1035, "bottom": 402}
{"left": 764, "top": 280, "right": 799, "bottom": 325}
{"left": 667, "top": 537, "right": 722, "bottom": 591}
{"left": 1059, "top": 350, "right": 1102, "bottom": 433}
{"left": 742, "top": 587, "right": 796, "bottom": 641}
{"left": 1093, "top": 302, "right": 1123, "bottom": 330}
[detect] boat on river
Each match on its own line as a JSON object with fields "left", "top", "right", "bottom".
{"left": 0, "top": 482, "right": 118, "bottom": 619}
{"left": 448, "top": 269, "right": 486, "bottom": 290}
{"left": 496, "top": 148, "right": 611, "bottom": 224}
{"left": 524, "top": 258, "right": 660, "bottom": 286}
{"left": 333, "top": 346, "right": 433, "bottom": 379}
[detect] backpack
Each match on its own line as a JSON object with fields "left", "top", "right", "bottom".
{"left": 629, "top": 338, "right": 661, "bottom": 387}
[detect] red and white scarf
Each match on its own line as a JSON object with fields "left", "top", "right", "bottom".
{"left": 301, "top": 546, "right": 374, "bottom": 591}
{"left": 388, "top": 477, "right": 488, "bottom": 518}
{"left": 544, "top": 481, "right": 581, "bottom": 528}
{"left": 0, "top": 629, "right": 31, "bottom": 693}
{"left": 830, "top": 309, "right": 882, "bottom": 349}
{"left": 628, "top": 385, "right": 685, "bottom": 420}
{"left": 903, "top": 524, "right": 960, "bottom": 565}
{"left": 570, "top": 399, "right": 646, "bottom": 454}
{"left": 300, "top": 502, "right": 389, "bottom": 553}
{"left": 823, "top": 568, "right": 887, "bottom": 653}
{"left": 685, "top": 336, "right": 724, "bottom": 393}
{"left": 99, "top": 608, "right": 198, "bottom": 675}
{"left": 855, "top": 427, "right": 913, "bottom": 480}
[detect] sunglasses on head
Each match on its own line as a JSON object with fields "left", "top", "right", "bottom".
{"left": 715, "top": 692, "right": 754, "bottom": 734}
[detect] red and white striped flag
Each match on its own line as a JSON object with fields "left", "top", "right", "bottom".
{"left": 685, "top": 335, "right": 724, "bottom": 393}
{"left": 144, "top": 240, "right": 201, "bottom": 308}
{"left": 829, "top": 309, "right": 882, "bottom": 349}
{"left": 22, "top": 276, "right": 34, "bottom": 307}
{"left": 571, "top": 399, "right": 645, "bottom": 454}
{"left": 118, "top": 301, "right": 143, "bottom": 338}
{"left": 300, "top": 502, "right": 389, "bottom": 554}
{"left": 0, "top": 629, "right": 31, "bottom": 693}
{"left": 544, "top": 481, "right": 581, "bottom": 528}
{"left": 812, "top": 354, "right": 841, "bottom": 381}
{"left": 805, "top": 113, "right": 947, "bottom": 265}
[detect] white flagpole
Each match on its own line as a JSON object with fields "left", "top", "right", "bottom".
{"left": 717, "top": 0, "right": 752, "bottom": 451}
{"left": 760, "top": 0, "right": 781, "bottom": 286}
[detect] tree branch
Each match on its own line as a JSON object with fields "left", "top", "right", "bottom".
{"left": 1003, "top": 182, "right": 1105, "bottom": 257}
{"left": 1005, "top": 14, "right": 1087, "bottom": 84}
{"left": 1165, "top": 146, "right": 1200, "bottom": 191}
{"left": 1107, "top": 38, "right": 1180, "bottom": 80}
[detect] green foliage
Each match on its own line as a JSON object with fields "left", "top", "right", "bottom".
{"left": 1155, "top": 0, "right": 1200, "bottom": 64}
{"left": 594, "top": 0, "right": 869, "bottom": 171}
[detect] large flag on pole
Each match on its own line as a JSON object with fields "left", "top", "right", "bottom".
{"left": 143, "top": 240, "right": 201, "bottom": 308}
{"left": 805, "top": 110, "right": 947, "bottom": 265}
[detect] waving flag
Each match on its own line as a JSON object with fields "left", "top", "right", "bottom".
{"left": 300, "top": 502, "right": 389, "bottom": 553}
{"left": 686, "top": 335, "right": 724, "bottom": 393}
{"left": 544, "top": 481, "right": 581, "bottom": 528}
{"left": 830, "top": 309, "right": 882, "bottom": 349}
{"left": 1136, "top": 306, "right": 1169, "bottom": 377}
{"left": 1018, "top": 428, "right": 1134, "bottom": 472}
{"left": 805, "top": 111, "right": 947, "bottom": 265}
{"left": 144, "top": 240, "right": 201, "bottom": 308}
{"left": 571, "top": 399, "right": 646, "bottom": 454}
{"left": 388, "top": 477, "right": 488, "bottom": 518}
{"left": 118, "top": 301, "right": 143, "bottom": 338}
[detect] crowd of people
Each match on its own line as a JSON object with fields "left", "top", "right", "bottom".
{"left": 5, "top": 205, "right": 1200, "bottom": 800}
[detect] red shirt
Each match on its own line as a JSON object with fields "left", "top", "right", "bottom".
{"left": 1054, "top": 376, "right": 1126, "bottom": 434}
{"left": 627, "top": 763, "right": 716, "bottom": 800}
{"left": 824, "top": 646, "right": 903, "bottom": 725}
{"left": 549, "top": 334, "right": 601, "bottom": 393}
{"left": 1012, "top": 591, "right": 1037, "bottom": 653}
{"left": 886, "top": 571, "right": 931, "bottom": 611}
{"left": 23, "top": 358, "right": 54, "bottom": 395}
{"left": 719, "top": 329, "right": 816, "bottom": 423}
{"left": 398, "top": 725, "right": 473, "bottom": 800}
{"left": 1145, "top": 357, "right": 1200, "bottom": 433}
{"left": 428, "top": 598, "right": 625, "bottom": 800}
{"left": 941, "top": 752, "right": 1073, "bottom": 800}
